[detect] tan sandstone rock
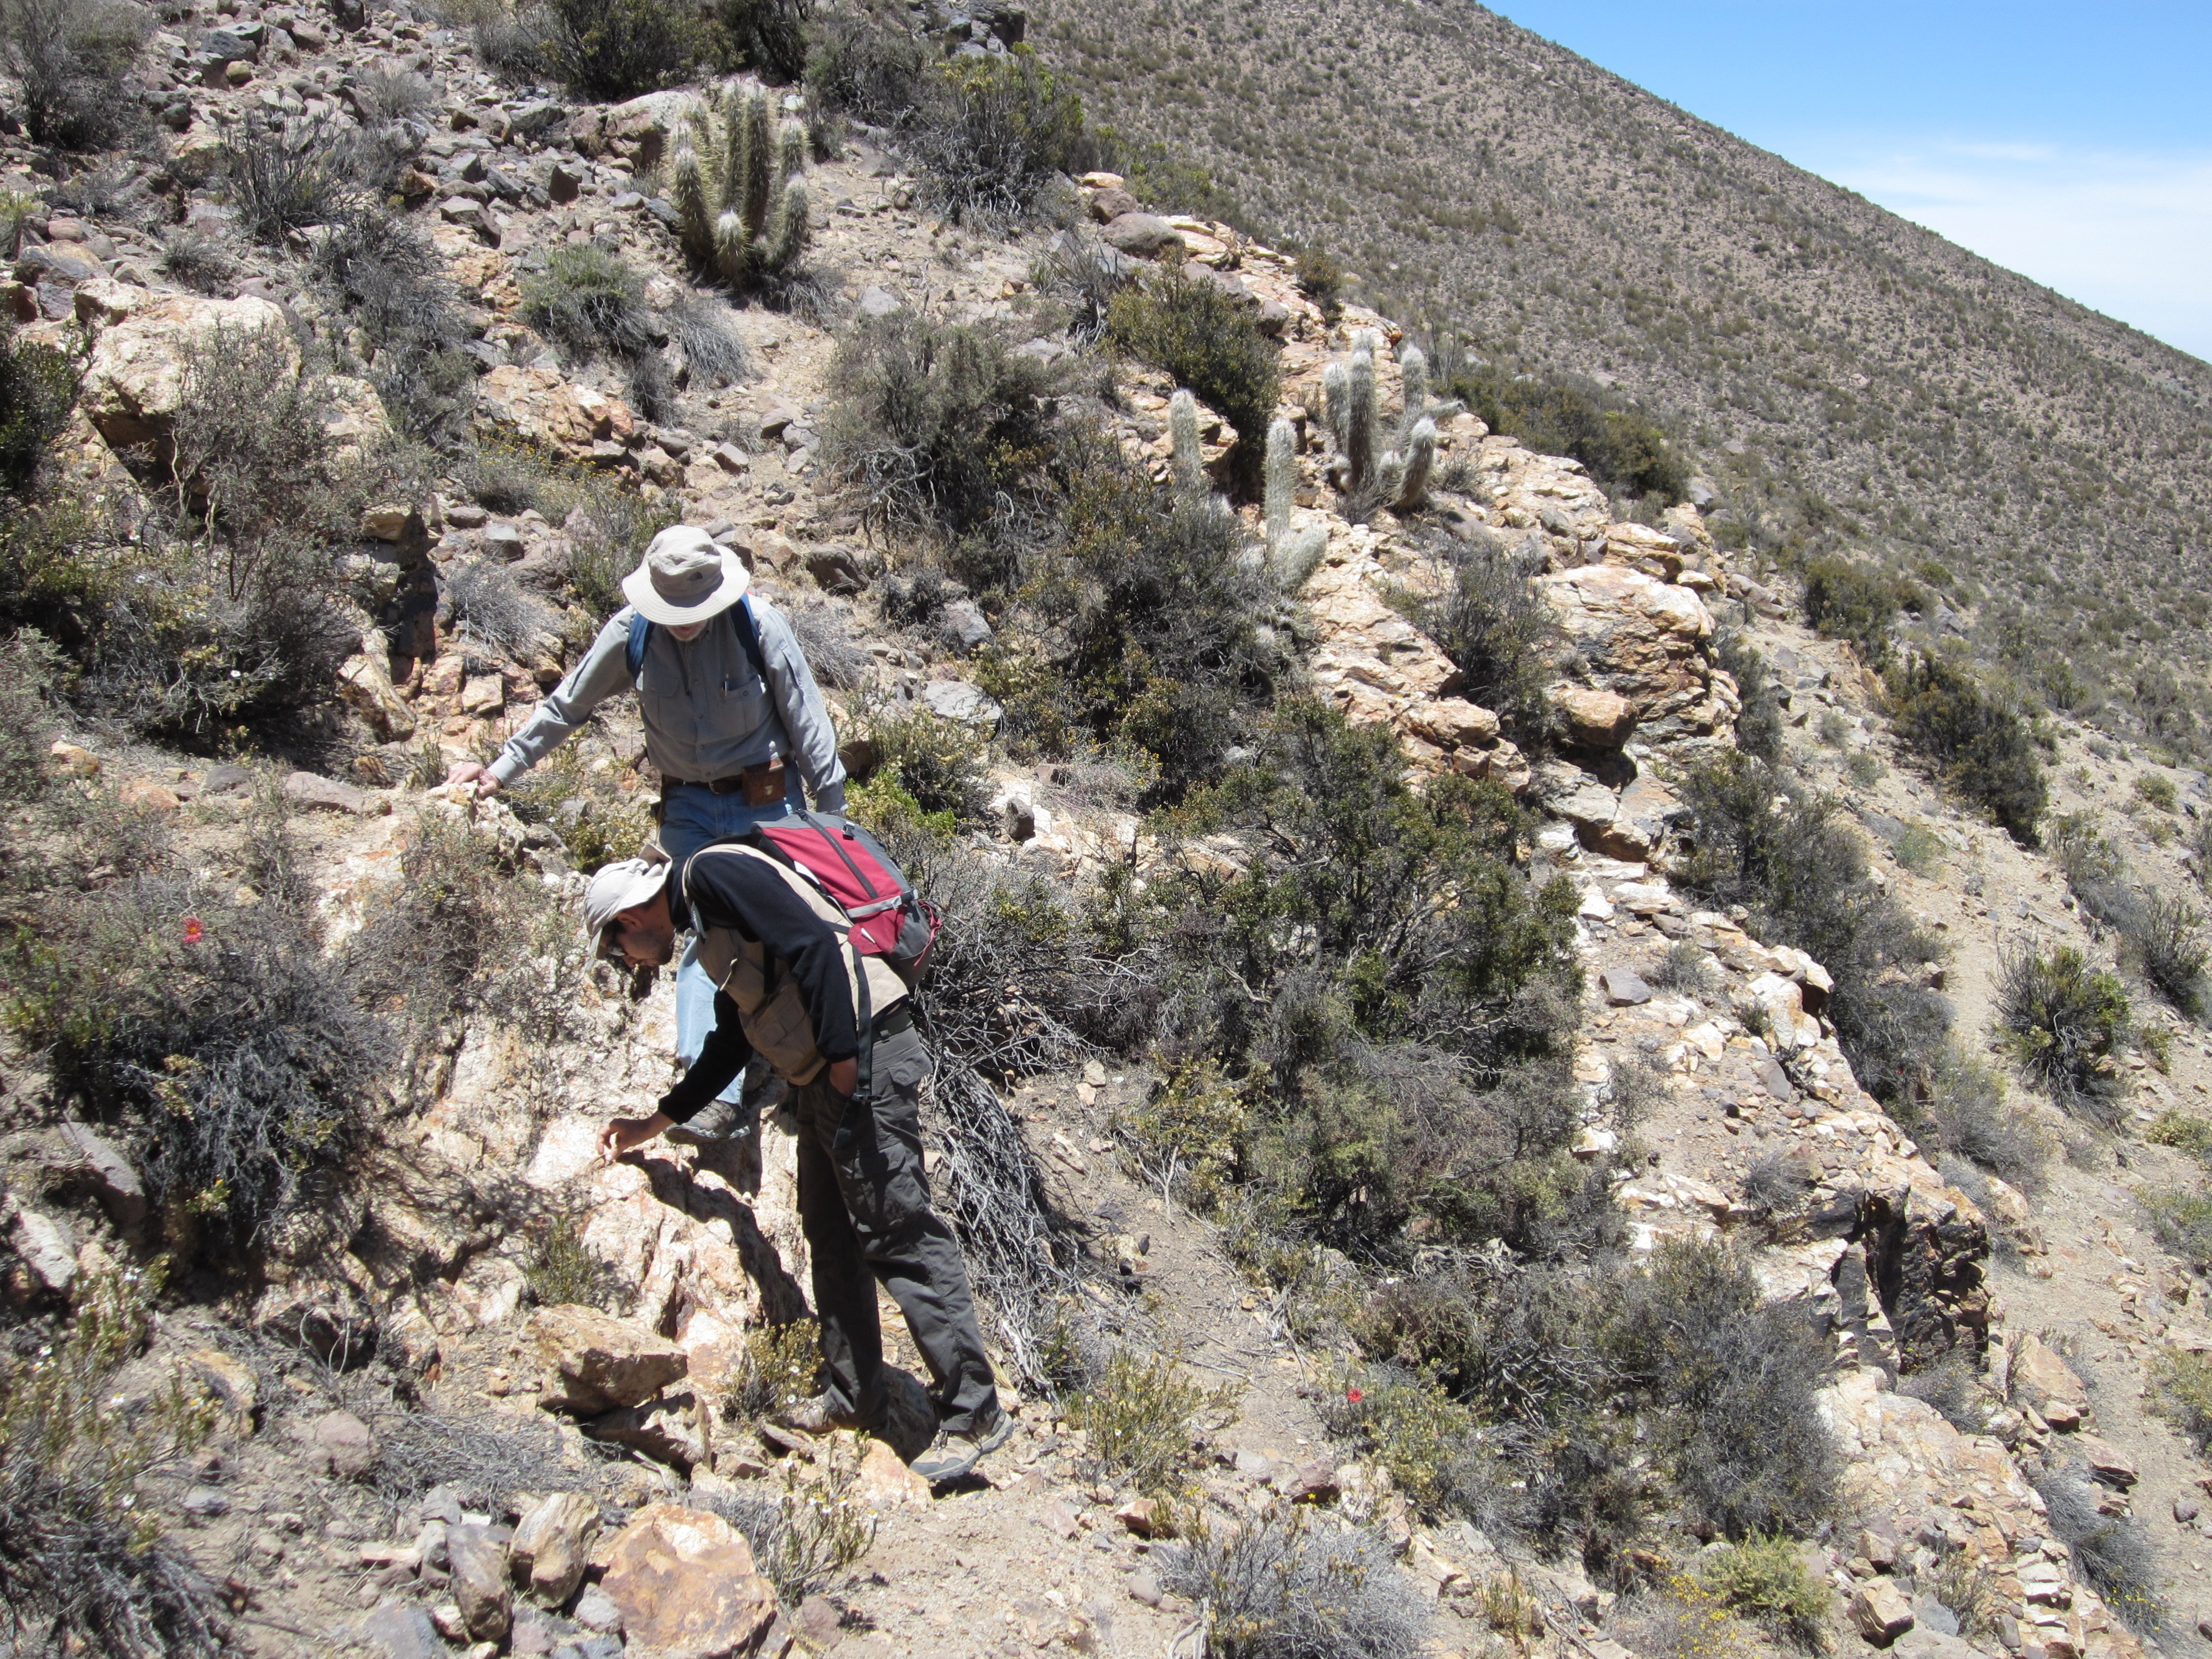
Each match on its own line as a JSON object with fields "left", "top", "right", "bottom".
{"left": 526, "top": 1305, "right": 688, "bottom": 1416}
{"left": 72, "top": 280, "right": 296, "bottom": 455}
{"left": 599, "top": 1504, "right": 778, "bottom": 1659}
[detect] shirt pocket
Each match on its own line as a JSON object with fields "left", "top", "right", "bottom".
{"left": 719, "top": 672, "right": 771, "bottom": 738}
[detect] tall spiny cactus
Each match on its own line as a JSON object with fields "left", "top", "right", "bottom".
{"left": 1321, "top": 361, "right": 1350, "bottom": 456}
{"left": 1394, "top": 418, "right": 1437, "bottom": 510}
{"left": 1345, "top": 343, "right": 1377, "bottom": 491}
{"left": 1170, "top": 389, "right": 1202, "bottom": 493}
{"left": 1264, "top": 416, "right": 1295, "bottom": 552}
{"left": 1262, "top": 414, "right": 1327, "bottom": 591}
{"left": 1399, "top": 345, "right": 1428, "bottom": 440}
{"left": 671, "top": 86, "right": 809, "bottom": 288}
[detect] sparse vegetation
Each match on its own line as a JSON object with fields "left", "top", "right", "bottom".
{"left": 1409, "top": 533, "right": 1562, "bottom": 747}
{"left": 905, "top": 45, "right": 1091, "bottom": 225}
{"left": 0, "top": 1264, "right": 222, "bottom": 1657}
{"left": 0, "top": 0, "right": 148, "bottom": 150}
{"left": 1442, "top": 353, "right": 1686, "bottom": 503}
{"left": 1996, "top": 943, "right": 2132, "bottom": 1123}
{"left": 724, "top": 1319, "right": 822, "bottom": 1421}
{"left": 1067, "top": 1347, "right": 1239, "bottom": 1492}
{"left": 1889, "top": 651, "right": 2047, "bottom": 845}
{"left": 1160, "top": 1510, "right": 1430, "bottom": 1659}
{"left": 1801, "top": 557, "right": 1916, "bottom": 666}
{"left": 2032, "top": 1462, "right": 2163, "bottom": 1633}
{"left": 1107, "top": 271, "right": 1282, "bottom": 491}
{"left": 1697, "top": 1536, "right": 1827, "bottom": 1652}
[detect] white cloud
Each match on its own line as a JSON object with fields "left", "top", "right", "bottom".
{"left": 1793, "top": 137, "right": 2212, "bottom": 363}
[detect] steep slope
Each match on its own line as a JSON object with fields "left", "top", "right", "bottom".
{"left": 1029, "top": 0, "right": 2212, "bottom": 755}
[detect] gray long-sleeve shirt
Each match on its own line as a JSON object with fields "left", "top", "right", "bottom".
{"left": 487, "top": 597, "right": 847, "bottom": 806}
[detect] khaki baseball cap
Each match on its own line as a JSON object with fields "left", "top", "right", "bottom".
{"left": 583, "top": 857, "right": 670, "bottom": 958}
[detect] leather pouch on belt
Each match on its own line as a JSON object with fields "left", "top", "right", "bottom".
{"left": 742, "top": 760, "right": 786, "bottom": 807}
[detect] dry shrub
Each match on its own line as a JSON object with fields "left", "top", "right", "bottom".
{"left": 1067, "top": 1348, "right": 1238, "bottom": 1493}
{"left": 1160, "top": 1509, "right": 1430, "bottom": 1659}
{"left": 1996, "top": 942, "right": 2132, "bottom": 1123}
{"left": 2032, "top": 1462, "right": 2162, "bottom": 1634}
{"left": 0, "top": 1264, "right": 223, "bottom": 1657}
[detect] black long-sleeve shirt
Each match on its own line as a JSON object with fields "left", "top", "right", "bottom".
{"left": 659, "top": 851, "right": 861, "bottom": 1123}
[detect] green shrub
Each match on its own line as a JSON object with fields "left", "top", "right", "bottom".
{"left": 1160, "top": 1510, "right": 1431, "bottom": 1659}
{"left": 2147, "top": 1109, "right": 2212, "bottom": 1161}
{"left": 221, "top": 112, "right": 366, "bottom": 244}
{"left": 1067, "top": 1348, "right": 1239, "bottom": 1493}
{"left": 723, "top": 1318, "right": 822, "bottom": 1420}
{"left": 539, "top": 0, "right": 707, "bottom": 98}
{"left": 313, "top": 210, "right": 477, "bottom": 447}
{"left": 804, "top": 0, "right": 927, "bottom": 123}
{"left": 1801, "top": 556, "right": 1916, "bottom": 665}
{"left": 2145, "top": 1186, "right": 2212, "bottom": 1270}
{"left": 1321, "top": 1365, "right": 1475, "bottom": 1516}
{"left": 1115, "top": 1060, "right": 1249, "bottom": 1213}
{"left": 521, "top": 1205, "right": 630, "bottom": 1310}
{"left": 1408, "top": 536, "right": 1562, "bottom": 748}
{"left": 1996, "top": 943, "right": 2130, "bottom": 1122}
{"left": 1151, "top": 701, "right": 1589, "bottom": 1256}
{"left": 1714, "top": 625, "right": 1784, "bottom": 764}
{"left": 0, "top": 1264, "right": 222, "bottom": 1657}
{"left": 520, "top": 244, "right": 667, "bottom": 416}
{"left": 1024, "top": 446, "right": 1279, "bottom": 799}
{"left": 2135, "top": 773, "right": 2179, "bottom": 813}
{"left": 1676, "top": 754, "right": 1947, "bottom": 1105}
{"left": 0, "top": 318, "right": 78, "bottom": 494}
{"left": 2150, "top": 1346, "right": 2212, "bottom": 1456}
{"left": 1888, "top": 652, "right": 2047, "bottom": 844}
{"left": 1698, "top": 1536, "right": 1827, "bottom": 1651}
{"left": 2187, "top": 816, "right": 2212, "bottom": 893}
{"left": 7, "top": 877, "right": 389, "bottom": 1252}
{"left": 0, "top": 627, "right": 59, "bottom": 806}
{"left": 713, "top": 0, "right": 806, "bottom": 78}
{"left": 853, "top": 704, "right": 990, "bottom": 821}
{"left": 905, "top": 46, "right": 1091, "bottom": 225}
{"left": 825, "top": 311, "right": 1063, "bottom": 550}
{"left": 1441, "top": 355, "right": 1685, "bottom": 502}
{"left": 1293, "top": 243, "right": 1345, "bottom": 320}
{"left": 1106, "top": 272, "right": 1281, "bottom": 493}
{"left": 2125, "top": 892, "right": 2208, "bottom": 1018}
{"left": 0, "top": 0, "right": 148, "bottom": 150}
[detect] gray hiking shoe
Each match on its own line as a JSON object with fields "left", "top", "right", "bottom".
{"left": 910, "top": 1409, "right": 1015, "bottom": 1485}
{"left": 770, "top": 1393, "right": 865, "bottom": 1436}
{"left": 665, "top": 1094, "right": 747, "bottom": 1146}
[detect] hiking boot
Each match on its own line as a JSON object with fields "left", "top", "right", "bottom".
{"left": 910, "top": 1408, "right": 1015, "bottom": 1485}
{"left": 666, "top": 1094, "right": 748, "bottom": 1146}
{"left": 770, "top": 1393, "right": 866, "bottom": 1436}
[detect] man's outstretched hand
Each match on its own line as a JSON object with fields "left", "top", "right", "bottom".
{"left": 598, "top": 1113, "right": 672, "bottom": 1162}
{"left": 443, "top": 760, "right": 502, "bottom": 799}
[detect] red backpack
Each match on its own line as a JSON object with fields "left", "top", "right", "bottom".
{"left": 739, "top": 811, "right": 941, "bottom": 988}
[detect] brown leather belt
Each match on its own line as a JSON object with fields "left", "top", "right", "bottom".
{"left": 673, "top": 758, "right": 787, "bottom": 806}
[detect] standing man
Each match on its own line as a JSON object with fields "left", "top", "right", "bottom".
{"left": 583, "top": 848, "right": 1013, "bottom": 1485}
{"left": 446, "top": 525, "right": 847, "bottom": 1139}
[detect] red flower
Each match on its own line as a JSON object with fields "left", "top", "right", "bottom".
{"left": 182, "top": 916, "right": 204, "bottom": 944}
{"left": 1346, "top": 1387, "right": 1363, "bottom": 1404}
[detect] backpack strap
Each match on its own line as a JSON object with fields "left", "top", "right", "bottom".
{"left": 625, "top": 612, "right": 652, "bottom": 682}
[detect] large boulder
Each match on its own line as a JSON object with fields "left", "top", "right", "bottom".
{"left": 476, "top": 366, "right": 637, "bottom": 458}
{"left": 598, "top": 1504, "right": 779, "bottom": 1659}
{"left": 72, "top": 280, "right": 296, "bottom": 456}
{"left": 1537, "top": 562, "right": 1733, "bottom": 747}
{"left": 526, "top": 1305, "right": 688, "bottom": 1416}
{"left": 511, "top": 1491, "right": 600, "bottom": 1607}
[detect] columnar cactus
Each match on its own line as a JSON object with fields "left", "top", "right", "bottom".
{"left": 1393, "top": 417, "right": 1437, "bottom": 510}
{"left": 1345, "top": 345, "right": 1377, "bottom": 491}
{"left": 670, "top": 86, "right": 809, "bottom": 288}
{"left": 1170, "top": 389, "right": 1202, "bottom": 492}
{"left": 1264, "top": 416, "right": 1295, "bottom": 553}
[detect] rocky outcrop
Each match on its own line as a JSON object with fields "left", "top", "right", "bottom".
{"left": 70, "top": 279, "right": 296, "bottom": 455}
{"left": 597, "top": 1504, "right": 780, "bottom": 1659}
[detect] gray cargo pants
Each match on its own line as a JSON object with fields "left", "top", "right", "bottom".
{"left": 793, "top": 1022, "right": 1000, "bottom": 1435}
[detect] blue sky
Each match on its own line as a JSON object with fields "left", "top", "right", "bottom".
{"left": 1488, "top": 2, "right": 2212, "bottom": 363}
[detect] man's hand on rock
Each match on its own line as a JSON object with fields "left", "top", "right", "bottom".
{"left": 598, "top": 1113, "right": 672, "bottom": 1163}
{"left": 443, "top": 760, "right": 502, "bottom": 799}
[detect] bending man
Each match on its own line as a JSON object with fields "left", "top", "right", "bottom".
{"left": 585, "top": 848, "right": 1011, "bottom": 1485}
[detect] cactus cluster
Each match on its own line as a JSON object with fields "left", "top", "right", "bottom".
{"left": 1263, "top": 415, "right": 1328, "bottom": 591}
{"left": 670, "top": 86, "right": 810, "bottom": 288}
{"left": 1317, "top": 331, "right": 1459, "bottom": 513}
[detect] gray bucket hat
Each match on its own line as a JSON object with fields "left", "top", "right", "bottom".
{"left": 621, "top": 525, "right": 750, "bottom": 625}
{"left": 583, "top": 856, "right": 671, "bottom": 958}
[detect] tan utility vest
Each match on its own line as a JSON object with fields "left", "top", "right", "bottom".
{"left": 685, "top": 844, "right": 909, "bottom": 1086}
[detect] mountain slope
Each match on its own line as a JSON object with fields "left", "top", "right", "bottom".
{"left": 1031, "top": 0, "right": 2212, "bottom": 757}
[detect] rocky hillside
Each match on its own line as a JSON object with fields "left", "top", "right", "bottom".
{"left": 6, "top": 6, "right": 2212, "bottom": 1659}
{"left": 1026, "top": 0, "right": 2212, "bottom": 764}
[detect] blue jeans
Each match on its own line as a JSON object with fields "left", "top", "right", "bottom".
{"left": 660, "top": 776, "right": 804, "bottom": 1104}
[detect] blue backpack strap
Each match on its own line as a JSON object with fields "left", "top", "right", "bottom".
{"left": 625, "top": 612, "right": 652, "bottom": 681}
{"left": 733, "top": 594, "right": 768, "bottom": 681}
